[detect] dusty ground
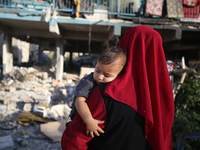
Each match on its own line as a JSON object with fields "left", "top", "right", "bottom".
{"left": 0, "top": 123, "right": 62, "bottom": 150}
{"left": 0, "top": 66, "right": 80, "bottom": 150}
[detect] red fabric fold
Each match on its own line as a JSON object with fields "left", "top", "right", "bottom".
{"left": 61, "top": 87, "right": 107, "bottom": 150}
{"left": 104, "top": 25, "right": 174, "bottom": 150}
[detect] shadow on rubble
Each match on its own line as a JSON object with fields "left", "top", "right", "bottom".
{"left": 0, "top": 63, "right": 80, "bottom": 149}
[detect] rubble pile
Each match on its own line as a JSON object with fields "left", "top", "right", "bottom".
{"left": 0, "top": 66, "right": 80, "bottom": 150}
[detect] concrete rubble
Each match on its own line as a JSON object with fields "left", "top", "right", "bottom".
{"left": 0, "top": 65, "right": 81, "bottom": 150}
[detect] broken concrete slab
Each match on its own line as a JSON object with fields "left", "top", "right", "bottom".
{"left": 40, "top": 120, "right": 66, "bottom": 142}
{"left": 0, "top": 105, "right": 6, "bottom": 116}
{"left": 0, "top": 135, "right": 14, "bottom": 149}
{"left": 0, "top": 65, "right": 81, "bottom": 149}
{"left": 43, "top": 104, "right": 71, "bottom": 121}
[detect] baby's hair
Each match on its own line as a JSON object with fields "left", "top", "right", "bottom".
{"left": 98, "top": 46, "right": 127, "bottom": 67}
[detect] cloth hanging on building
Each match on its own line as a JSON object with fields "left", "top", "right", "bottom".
{"left": 183, "top": 4, "right": 200, "bottom": 19}
{"left": 166, "top": 0, "right": 184, "bottom": 18}
{"left": 183, "top": 0, "right": 200, "bottom": 7}
{"left": 145, "top": 0, "right": 164, "bottom": 16}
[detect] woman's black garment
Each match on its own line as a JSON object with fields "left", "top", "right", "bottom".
{"left": 88, "top": 83, "right": 153, "bottom": 150}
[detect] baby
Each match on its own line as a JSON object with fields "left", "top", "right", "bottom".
{"left": 69, "top": 46, "right": 127, "bottom": 137}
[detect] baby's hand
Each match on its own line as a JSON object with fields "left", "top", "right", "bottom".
{"left": 85, "top": 118, "right": 104, "bottom": 138}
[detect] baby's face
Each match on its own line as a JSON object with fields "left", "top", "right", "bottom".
{"left": 93, "top": 61, "right": 123, "bottom": 84}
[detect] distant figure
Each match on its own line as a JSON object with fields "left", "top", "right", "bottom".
{"left": 71, "top": 0, "right": 81, "bottom": 18}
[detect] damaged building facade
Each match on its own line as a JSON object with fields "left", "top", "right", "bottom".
{"left": 1, "top": 0, "right": 200, "bottom": 80}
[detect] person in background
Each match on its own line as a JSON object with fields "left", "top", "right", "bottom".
{"left": 61, "top": 25, "right": 174, "bottom": 150}
{"left": 69, "top": 46, "right": 127, "bottom": 138}
{"left": 71, "top": 0, "right": 81, "bottom": 18}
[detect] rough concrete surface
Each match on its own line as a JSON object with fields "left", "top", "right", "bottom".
{"left": 0, "top": 66, "right": 80, "bottom": 150}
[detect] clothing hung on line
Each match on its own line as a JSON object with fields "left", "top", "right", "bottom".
{"left": 166, "top": 0, "right": 184, "bottom": 18}
{"left": 183, "top": 0, "right": 200, "bottom": 6}
{"left": 183, "top": 3, "right": 200, "bottom": 19}
{"left": 145, "top": 0, "right": 164, "bottom": 16}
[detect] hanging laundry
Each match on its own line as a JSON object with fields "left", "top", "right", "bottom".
{"left": 183, "top": 4, "right": 200, "bottom": 19}
{"left": 166, "top": 0, "right": 184, "bottom": 18}
{"left": 145, "top": 0, "right": 164, "bottom": 16}
{"left": 183, "top": 0, "right": 200, "bottom": 7}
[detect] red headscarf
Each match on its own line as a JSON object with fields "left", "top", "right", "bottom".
{"left": 104, "top": 25, "right": 174, "bottom": 150}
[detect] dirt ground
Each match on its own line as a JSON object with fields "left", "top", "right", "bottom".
{"left": 0, "top": 123, "right": 62, "bottom": 150}
{"left": 0, "top": 66, "right": 80, "bottom": 150}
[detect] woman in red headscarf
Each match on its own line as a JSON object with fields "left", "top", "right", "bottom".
{"left": 61, "top": 25, "right": 174, "bottom": 150}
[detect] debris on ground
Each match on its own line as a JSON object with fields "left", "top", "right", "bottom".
{"left": 0, "top": 65, "right": 81, "bottom": 150}
{"left": 40, "top": 120, "right": 66, "bottom": 142}
{"left": 0, "top": 135, "right": 14, "bottom": 150}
